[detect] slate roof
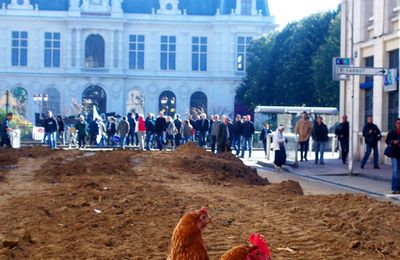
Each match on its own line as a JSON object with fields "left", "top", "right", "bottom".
{"left": 0, "top": 0, "right": 271, "bottom": 16}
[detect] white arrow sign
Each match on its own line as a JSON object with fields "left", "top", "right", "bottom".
{"left": 336, "top": 67, "right": 388, "bottom": 76}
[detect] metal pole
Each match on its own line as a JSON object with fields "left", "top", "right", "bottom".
{"left": 349, "top": 75, "right": 354, "bottom": 175}
{"left": 5, "top": 90, "right": 10, "bottom": 113}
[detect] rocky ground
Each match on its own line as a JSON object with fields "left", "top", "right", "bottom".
{"left": 0, "top": 143, "right": 399, "bottom": 259}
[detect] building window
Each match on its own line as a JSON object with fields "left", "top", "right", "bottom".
{"left": 44, "top": 32, "right": 61, "bottom": 68}
{"left": 241, "top": 0, "right": 252, "bottom": 15}
{"left": 11, "top": 31, "right": 28, "bottom": 66}
{"left": 190, "top": 91, "right": 207, "bottom": 114}
{"left": 192, "top": 37, "right": 207, "bottom": 71}
{"left": 129, "top": 35, "right": 145, "bottom": 70}
{"left": 159, "top": 90, "right": 176, "bottom": 117}
{"left": 364, "top": 56, "right": 374, "bottom": 124}
{"left": 85, "top": 34, "right": 105, "bottom": 68}
{"left": 160, "top": 36, "right": 176, "bottom": 70}
{"left": 388, "top": 49, "right": 399, "bottom": 129}
{"left": 237, "top": 36, "right": 252, "bottom": 71}
{"left": 82, "top": 85, "right": 107, "bottom": 114}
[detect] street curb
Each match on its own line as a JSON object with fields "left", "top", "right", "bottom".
{"left": 256, "top": 161, "right": 399, "bottom": 201}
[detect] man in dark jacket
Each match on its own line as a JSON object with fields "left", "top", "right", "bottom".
{"left": 312, "top": 116, "right": 329, "bottom": 165}
{"left": 155, "top": 112, "right": 167, "bottom": 151}
{"left": 145, "top": 113, "right": 155, "bottom": 151}
{"left": 240, "top": 115, "right": 255, "bottom": 158}
{"left": 174, "top": 114, "right": 182, "bottom": 148}
{"left": 88, "top": 118, "right": 99, "bottom": 146}
{"left": 197, "top": 113, "right": 209, "bottom": 148}
{"left": 335, "top": 115, "right": 350, "bottom": 164}
{"left": 216, "top": 115, "right": 230, "bottom": 153}
{"left": 127, "top": 113, "right": 136, "bottom": 147}
{"left": 233, "top": 114, "right": 243, "bottom": 156}
{"left": 385, "top": 118, "right": 400, "bottom": 194}
{"left": 361, "top": 116, "right": 381, "bottom": 169}
{"left": 44, "top": 111, "right": 58, "bottom": 149}
{"left": 209, "top": 114, "right": 220, "bottom": 153}
{"left": 0, "top": 113, "right": 15, "bottom": 148}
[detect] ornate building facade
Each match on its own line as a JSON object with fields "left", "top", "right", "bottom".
{"left": 0, "top": 0, "right": 276, "bottom": 121}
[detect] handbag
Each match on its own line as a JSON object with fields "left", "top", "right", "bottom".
{"left": 384, "top": 145, "right": 395, "bottom": 158}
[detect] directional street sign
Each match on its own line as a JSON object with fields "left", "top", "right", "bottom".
{"left": 336, "top": 67, "right": 388, "bottom": 76}
{"left": 332, "top": 57, "right": 352, "bottom": 81}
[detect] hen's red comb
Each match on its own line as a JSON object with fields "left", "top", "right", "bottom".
{"left": 247, "top": 233, "right": 271, "bottom": 259}
{"left": 199, "top": 207, "right": 208, "bottom": 213}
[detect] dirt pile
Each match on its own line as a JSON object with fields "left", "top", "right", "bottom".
{"left": 173, "top": 143, "right": 268, "bottom": 186}
{"left": 267, "top": 180, "right": 304, "bottom": 196}
{"left": 0, "top": 146, "right": 54, "bottom": 166}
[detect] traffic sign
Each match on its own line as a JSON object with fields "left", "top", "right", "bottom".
{"left": 332, "top": 57, "right": 352, "bottom": 81}
{"left": 335, "top": 57, "right": 351, "bottom": 66}
{"left": 336, "top": 67, "right": 388, "bottom": 76}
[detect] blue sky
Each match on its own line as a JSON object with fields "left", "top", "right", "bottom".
{"left": 269, "top": 0, "right": 341, "bottom": 29}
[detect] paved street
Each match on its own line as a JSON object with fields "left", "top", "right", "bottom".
{"left": 241, "top": 150, "right": 400, "bottom": 202}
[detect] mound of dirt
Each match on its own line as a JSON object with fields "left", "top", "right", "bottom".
{"left": 175, "top": 142, "right": 210, "bottom": 157}
{"left": 268, "top": 180, "right": 304, "bottom": 195}
{"left": 0, "top": 146, "right": 55, "bottom": 166}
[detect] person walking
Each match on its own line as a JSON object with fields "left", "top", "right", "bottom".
{"left": 385, "top": 118, "right": 400, "bottom": 194}
{"left": 75, "top": 115, "right": 87, "bottom": 149}
{"left": 233, "top": 114, "right": 243, "bottom": 156}
{"left": 88, "top": 117, "right": 99, "bottom": 146}
{"left": 174, "top": 114, "right": 182, "bottom": 148}
{"left": 260, "top": 122, "right": 272, "bottom": 157}
{"left": 335, "top": 115, "right": 350, "bottom": 164}
{"left": 361, "top": 116, "right": 382, "bottom": 169}
{"left": 56, "top": 115, "right": 65, "bottom": 145}
{"left": 240, "top": 115, "right": 255, "bottom": 158}
{"left": 197, "top": 113, "right": 210, "bottom": 148}
{"left": 127, "top": 113, "right": 136, "bottom": 147}
{"left": 295, "top": 111, "right": 313, "bottom": 162}
{"left": 44, "top": 111, "right": 58, "bottom": 149}
{"left": 155, "top": 112, "right": 167, "bottom": 151}
{"left": 273, "top": 125, "right": 287, "bottom": 169}
{"left": 137, "top": 114, "right": 146, "bottom": 150}
{"left": 209, "top": 114, "right": 220, "bottom": 153}
{"left": 118, "top": 116, "right": 130, "bottom": 149}
{"left": 0, "top": 113, "right": 16, "bottom": 148}
{"left": 312, "top": 116, "right": 329, "bottom": 165}
{"left": 165, "top": 116, "right": 176, "bottom": 150}
{"left": 216, "top": 115, "right": 230, "bottom": 153}
{"left": 107, "top": 117, "right": 117, "bottom": 146}
{"left": 182, "top": 120, "right": 193, "bottom": 144}
{"left": 97, "top": 118, "right": 107, "bottom": 147}
{"left": 145, "top": 113, "right": 155, "bottom": 151}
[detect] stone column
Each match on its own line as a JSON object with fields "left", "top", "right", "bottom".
{"left": 67, "top": 29, "right": 73, "bottom": 68}
{"left": 76, "top": 29, "right": 82, "bottom": 67}
{"left": 251, "top": 0, "right": 257, "bottom": 15}
{"left": 118, "top": 29, "right": 123, "bottom": 69}
{"left": 109, "top": 30, "right": 115, "bottom": 68}
{"left": 235, "top": 0, "right": 241, "bottom": 15}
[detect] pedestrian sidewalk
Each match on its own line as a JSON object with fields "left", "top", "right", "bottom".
{"left": 241, "top": 150, "right": 399, "bottom": 201}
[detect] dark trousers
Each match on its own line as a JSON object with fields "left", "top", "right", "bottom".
{"left": 299, "top": 140, "right": 309, "bottom": 160}
{"left": 90, "top": 134, "right": 97, "bottom": 145}
{"left": 210, "top": 135, "right": 217, "bottom": 153}
{"left": 156, "top": 133, "right": 164, "bottom": 151}
{"left": 274, "top": 145, "right": 286, "bottom": 167}
{"left": 78, "top": 135, "right": 86, "bottom": 148}
{"left": 145, "top": 132, "right": 153, "bottom": 151}
{"left": 361, "top": 142, "right": 379, "bottom": 167}
{"left": 339, "top": 140, "right": 349, "bottom": 163}
{"left": 175, "top": 134, "right": 181, "bottom": 148}
{"left": 198, "top": 131, "right": 207, "bottom": 147}
{"left": 0, "top": 135, "right": 11, "bottom": 148}
{"left": 263, "top": 140, "right": 267, "bottom": 156}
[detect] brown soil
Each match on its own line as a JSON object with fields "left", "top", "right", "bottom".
{"left": 0, "top": 144, "right": 399, "bottom": 260}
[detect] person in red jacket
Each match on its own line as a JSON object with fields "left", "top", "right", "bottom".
{"left": 137, "top": 114, "right": 146, "bottom": 150}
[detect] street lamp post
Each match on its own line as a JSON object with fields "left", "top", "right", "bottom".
{"left": 5, "top": 90, "right": 10, "bottom": 114}
{"left": 33, "top": 93, "right": 49, "bottom": 119}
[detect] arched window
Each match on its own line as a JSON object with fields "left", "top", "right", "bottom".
{"left": 82, "top": 85, "right": 107, "bottom": 114}
{"left": 44, "top": 88, "right": 61, "bottom": 116}
{"left": 159, "top": 90, "right": 176, "bottom": 117}
{"left": 11, "top": 86, "right": 28, "bottom": 116}
{"left": 190, "top": 91, "right": 207, "bottom": 114}
{"left": 127, "top": 89, "right": 145, "bottom": 115}
{"left": 85, "top": 34, "right": 105, "bottom": 68}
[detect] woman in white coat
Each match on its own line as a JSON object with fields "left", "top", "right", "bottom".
{"left": 273, "top": 125, "right": 287, "bottom": 168}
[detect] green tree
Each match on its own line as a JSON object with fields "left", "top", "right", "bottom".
{"left": 237, "top": 10, "right": 340, "bottom": 110}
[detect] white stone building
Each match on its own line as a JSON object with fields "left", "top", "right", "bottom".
{"left": 0, "top": 0, "right": 276, "bottom": 122}
{"left": 340, "top": 0, "right": 399, "bottom": 162}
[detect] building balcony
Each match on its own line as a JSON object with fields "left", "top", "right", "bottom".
{"left": 80, "top": 67, "right": 109, "bottom": 73}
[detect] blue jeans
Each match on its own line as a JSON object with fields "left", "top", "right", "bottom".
{"left": 156, "top": 133, "right": 164, "bottom": 151}
{"left": 120, "top": 135, "right": 126, "bottom": 148}
{"left": 361, "top": 143, "right": 379, "bottom": 167}
{"left": 241, "top": 137, "right": 253, "bottom": 157}
{"left": 314, "top": 141, "right": 326, "bottom": 162}
{"left": 391, "top": 158, "right": 400, "bottom": 191}
{"left": 47, "top": 132, "right": 57, "bottom": 149}
{"left": 145, "top": 132, "right": 153, "bottom": 150}
{"left": 233, "top": 135, "right": 241, "bottom": 155}
{"left": 198, "top": 132, "right": 207, "bottom": 147}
